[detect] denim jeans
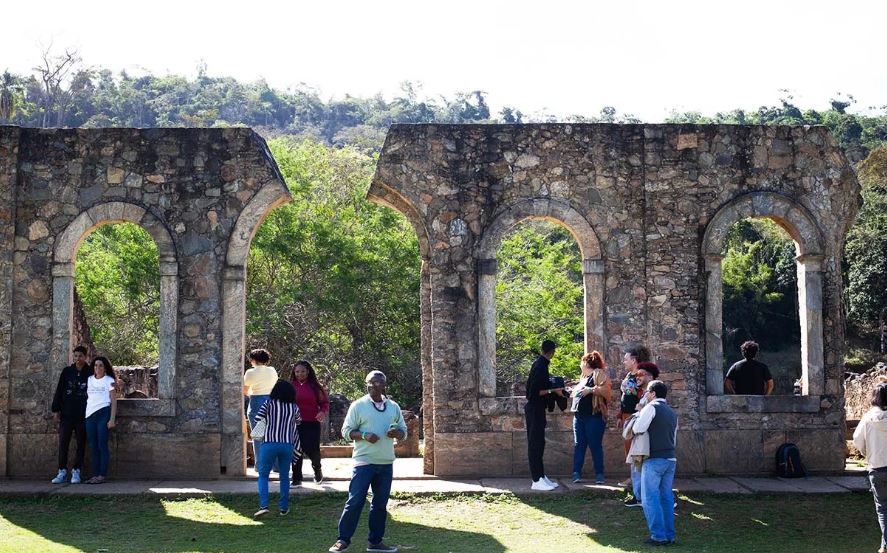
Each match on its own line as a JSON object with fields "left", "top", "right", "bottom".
{"left": 337, "top": 463, "right": 394, "bottom": 546}
{"left": 631, "top": 462, "right": 643, "bottom": 501}
{"left": 257, "top": 442, "right": 294, "bottom": 511}
{"left": 641, "top": 457, "right": 676, "bottom": 542}
{"left": 85, "top": 407, "right": 111, "bottom": 477}
{"left": 870, "top": 470, "right": 887, "bottom": 551}
{"left": 572, "top": 414, "right": 605, "bottom": 478}
{"left": 247, "top": 394, "right": 270, "bottom": 467}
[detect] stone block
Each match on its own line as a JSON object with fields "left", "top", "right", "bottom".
{"left": 703, "top": 430, "right": 767, "bottom": 474}
{"left": 114, "top": 433, "right": 221, "bottom": 479}
{"left": 434, "top": 432, "right": 513, "bottom": 477}
{"left": 512, "top": 430, "right": 574, "bottom": 476}
{"left": 785, "top": 428, "right": 845, "bottom": 472}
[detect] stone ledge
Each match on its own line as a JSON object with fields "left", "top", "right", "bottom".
{"left": 117, "top": 398, "right": 176, "bottom": 417}
{"left": 705, "top": 394, "right": 821, "bottom": 413}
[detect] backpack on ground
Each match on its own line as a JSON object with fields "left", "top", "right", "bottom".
{"left": 775, "top": 442, "right": 806, "bottom": 478}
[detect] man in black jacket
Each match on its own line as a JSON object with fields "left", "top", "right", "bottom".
{"left": 524, "top": 339, "right": 563, "bottom": 491}
{"left": 50, "top": 346, "right": 93, "bottom": 484}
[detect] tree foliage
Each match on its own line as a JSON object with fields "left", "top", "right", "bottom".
{"left": 246, "top": 139, "right": 422, "bottom": 407}
{"left": 845, "top": 146, "right": 887, "bottom": 340}
{"left": 495, "top": 221, "right": 585, "bottom": 392}
{"left": 74, "top": 223, "right": 160, "bottom": 366}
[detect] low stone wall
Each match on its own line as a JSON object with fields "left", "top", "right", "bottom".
{"left": 115, "top": 365, "right": 159, "bottom": 399}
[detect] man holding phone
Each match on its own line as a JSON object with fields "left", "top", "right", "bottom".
{"left": 330, "top": 371, "right": 407, "bottom": 553}
{"left": 525, "top": 339, "right": 563, "bottom": 491}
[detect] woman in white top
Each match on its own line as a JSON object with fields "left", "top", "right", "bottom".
{"left": 84, "top": 356, "right": 118, "bottom": 484}
{"left": 243, "top": 348, "right": 278, "bottom": 467}
{"left": 853, "top": 381, "right": 887, "bottom": 553}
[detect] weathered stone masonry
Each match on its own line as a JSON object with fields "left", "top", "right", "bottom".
{"left": 0, "top": 127, "right": 290, "bottom": 478}
{"left": 368, "top": 123, "right": 860, "bottom": 477}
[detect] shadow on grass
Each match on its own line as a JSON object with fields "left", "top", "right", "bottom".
{"left": 510, "top": 489, "right": 879, "bottom": 553}
{"left": 0, "top": 493, "right": 506, "bottom": 553}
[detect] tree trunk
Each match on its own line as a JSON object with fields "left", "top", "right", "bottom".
{"left": 72, "top": 288, "right": 97, "bottom": 359}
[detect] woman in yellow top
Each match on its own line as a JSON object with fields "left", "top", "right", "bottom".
{"left": 243, "top": 349, "right": 279, "bottom": 465}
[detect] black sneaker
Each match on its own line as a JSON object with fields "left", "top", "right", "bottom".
{"left": 279, "top": 508, "right": 289, "bottom": 516}
{"left": 643, "top": 538, "right": 668, "bottom": 546}
{"left": 624, "top": 497, "right": 643, "bottom": 508}
{"left": 314, "top": 468, "right": 324, "bottom": 484}
{"left": 367, "top": 543, "right": 398, "bottom": 553}
{"left": 292, "top": 478, "right": 302, "bottom": 487}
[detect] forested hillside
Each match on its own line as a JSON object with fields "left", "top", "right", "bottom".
{"left": 5, "top": 55, "right": 887, "bottom": 407}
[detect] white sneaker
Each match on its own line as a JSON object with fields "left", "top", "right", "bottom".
{"left": 70, "top": 469, "right": 81, "bottom": 484}
{"left": 51, "top": 469, "right": 67, "bottom": 484}
{"left": 530, "top": 479, "right": 556, "bottom": 491}
{"left": 542, "top": 475, "right": 559, "bottom": 488}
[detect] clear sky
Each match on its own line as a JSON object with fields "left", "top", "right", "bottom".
{"left": 3, "top": 0, "right": 885, "bottom": 121}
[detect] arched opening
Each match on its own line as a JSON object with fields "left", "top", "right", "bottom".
{"left": 477, "top": 198, "right": 604, "bottom": 398}
{"left": 702, "top": 192, "right": 825, "bottom": 401}
{"left": 494, "top": 220, "right": 585, "bottom": 395}
{"left": 74, "top": 222, "right": 160, "bottom": 398}
{"left": 720, "top": 218, "right": 801, "bottom": 394}
{"left": 53, "top": 201, "right": 178, "bottom": 414}
{"left": 236, "top": 140, "right": 425, "bottom": 473}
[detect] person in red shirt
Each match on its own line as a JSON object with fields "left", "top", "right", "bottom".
{"left": 290, "top": 360, "right": 330, "bottom": 484}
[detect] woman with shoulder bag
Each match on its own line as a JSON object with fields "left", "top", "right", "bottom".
{"left": 570, "top": 351, "right": 611, "bottom": 484}
{"left": 290, "top": 360, "right": 329, "bottom": 485}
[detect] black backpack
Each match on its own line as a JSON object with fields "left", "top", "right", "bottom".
{"left": 775, "top": 443, "right": 806, "bottom": 478}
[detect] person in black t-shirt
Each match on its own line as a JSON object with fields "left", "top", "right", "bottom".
{"left": 524, "top": 339, "right": 564, "bottom": 491}
{"left": 724, "top": 341, "right": 774, "bottom": 395}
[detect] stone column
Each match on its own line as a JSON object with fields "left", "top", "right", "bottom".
{"left": 157, "top": 258, "right": 178, "bottom": 400}
{"left": 583, "top": 258, "right": 605, "bottom": 351}
{"left": 477, "top": 258, "right": 497, "bottom": 398}
{"left": 51, "top": 263, "right": 75, "bottom": 374}
{"left": 420, "top": 262, "right": 434, "bottom": 474}
{"left": 220, "top": 264, "right": 247, "bottom": 476}
{"left": 797, "top": 255, "right": 825, "bottom": 396}
{"left": 704, "top": 255, "right": 724, "bottom": 395}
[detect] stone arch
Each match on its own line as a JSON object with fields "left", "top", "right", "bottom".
{"left": 701, "top": 191, "right": 826, "bottom": 396}
{"left": 367, "top": 182, "right": 432, "bottom": 260}
{"left": 220, "top": 182, "right": 291, "bottom": 475}
{"left": 366, "top": 180, "right": 434, "bottom": 472}
{"left": 52, "top": 201, "right": 179, "bottom": 404}
{"left": 476, "top": 198, "right": 605, "bottom": 397}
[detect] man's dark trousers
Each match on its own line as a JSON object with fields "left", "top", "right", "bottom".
{"left": 525, "top": 402, "right": 547, "bottom": 481}
{"left": 58, "top": 418, "right": 86, "bottom": 470}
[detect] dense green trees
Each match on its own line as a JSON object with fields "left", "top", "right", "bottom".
{"left": 495, "top": 221, "right": 585, "bottom": 391}
{"left": 247, "top": 139, "right": 422, "bottom": 407}
{"left": 74, "top": 223, "right": 160, "bottom": 366}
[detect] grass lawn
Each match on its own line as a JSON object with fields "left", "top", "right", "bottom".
{"left": 0, "top": 490, "right": 878, "bottom": 552}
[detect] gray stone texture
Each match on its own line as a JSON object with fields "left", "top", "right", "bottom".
{"left": 369, "top": 124, "right": 860, "bottom": 477}
{"left": 0, "top": 126, "right": 289, "bottom": 478}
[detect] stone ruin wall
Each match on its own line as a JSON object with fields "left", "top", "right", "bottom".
{"left": 369, "top": 123, "right": 860, "bottom": 477}
{"left": 0, "top": 126, "right": 290, "bottom": 478}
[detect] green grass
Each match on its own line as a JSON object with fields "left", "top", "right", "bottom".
{"left": 0, "top": 491, "right": 878, "bottom": 552}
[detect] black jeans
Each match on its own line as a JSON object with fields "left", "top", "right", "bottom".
{"left": 293, "top": 421, "right": 322, "bottom": 481}
{"left": 524, "top": 403, "right": 547, "bottom": 482}
{"left": 870, "top": 470, "right": 887, "bottom": 551}
{"left": 58, "top": 418, "right": 86, "bottom": 470}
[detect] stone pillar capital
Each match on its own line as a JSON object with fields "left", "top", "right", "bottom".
{"left": 583, "top": 258, "right": 604, "bottom": 274}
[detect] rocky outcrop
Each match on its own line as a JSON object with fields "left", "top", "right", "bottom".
{"left": 845, "top": 363, "right": 887, "bottom": 421}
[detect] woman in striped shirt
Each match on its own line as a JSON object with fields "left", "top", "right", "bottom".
{"left": 253, "top": 380, "right": 302, "bottom": 517}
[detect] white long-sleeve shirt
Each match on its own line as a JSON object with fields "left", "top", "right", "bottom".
{"left": 854, "top": 407, "right": 887, "bottom": 470}
{"left": 633, "top": 398, "right": 677, "bottom": 461}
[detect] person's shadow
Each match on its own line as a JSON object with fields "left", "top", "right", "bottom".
{"left": 0, "top": 492, "right": 506, "bottom": 553}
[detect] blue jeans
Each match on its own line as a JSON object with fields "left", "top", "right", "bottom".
{"left": 641, "top": 458, "right": 676, "bottom": 542}
{"left": 85, "top": 407, "right": 111, "bottom": 477}
{"left": 247, "top": 394, "right": 270, "bottom": 467}
{"left": 572, "top": 414, "right": 605, "bottom": 478}
{"left": 257, "top": 442, "right": 293, "bottom": 511}
{"left": 631, "top": 462, "right": 642, "bottom": 500}
{"left": 337, "top": 463, "right": 394, "bottom": 546}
